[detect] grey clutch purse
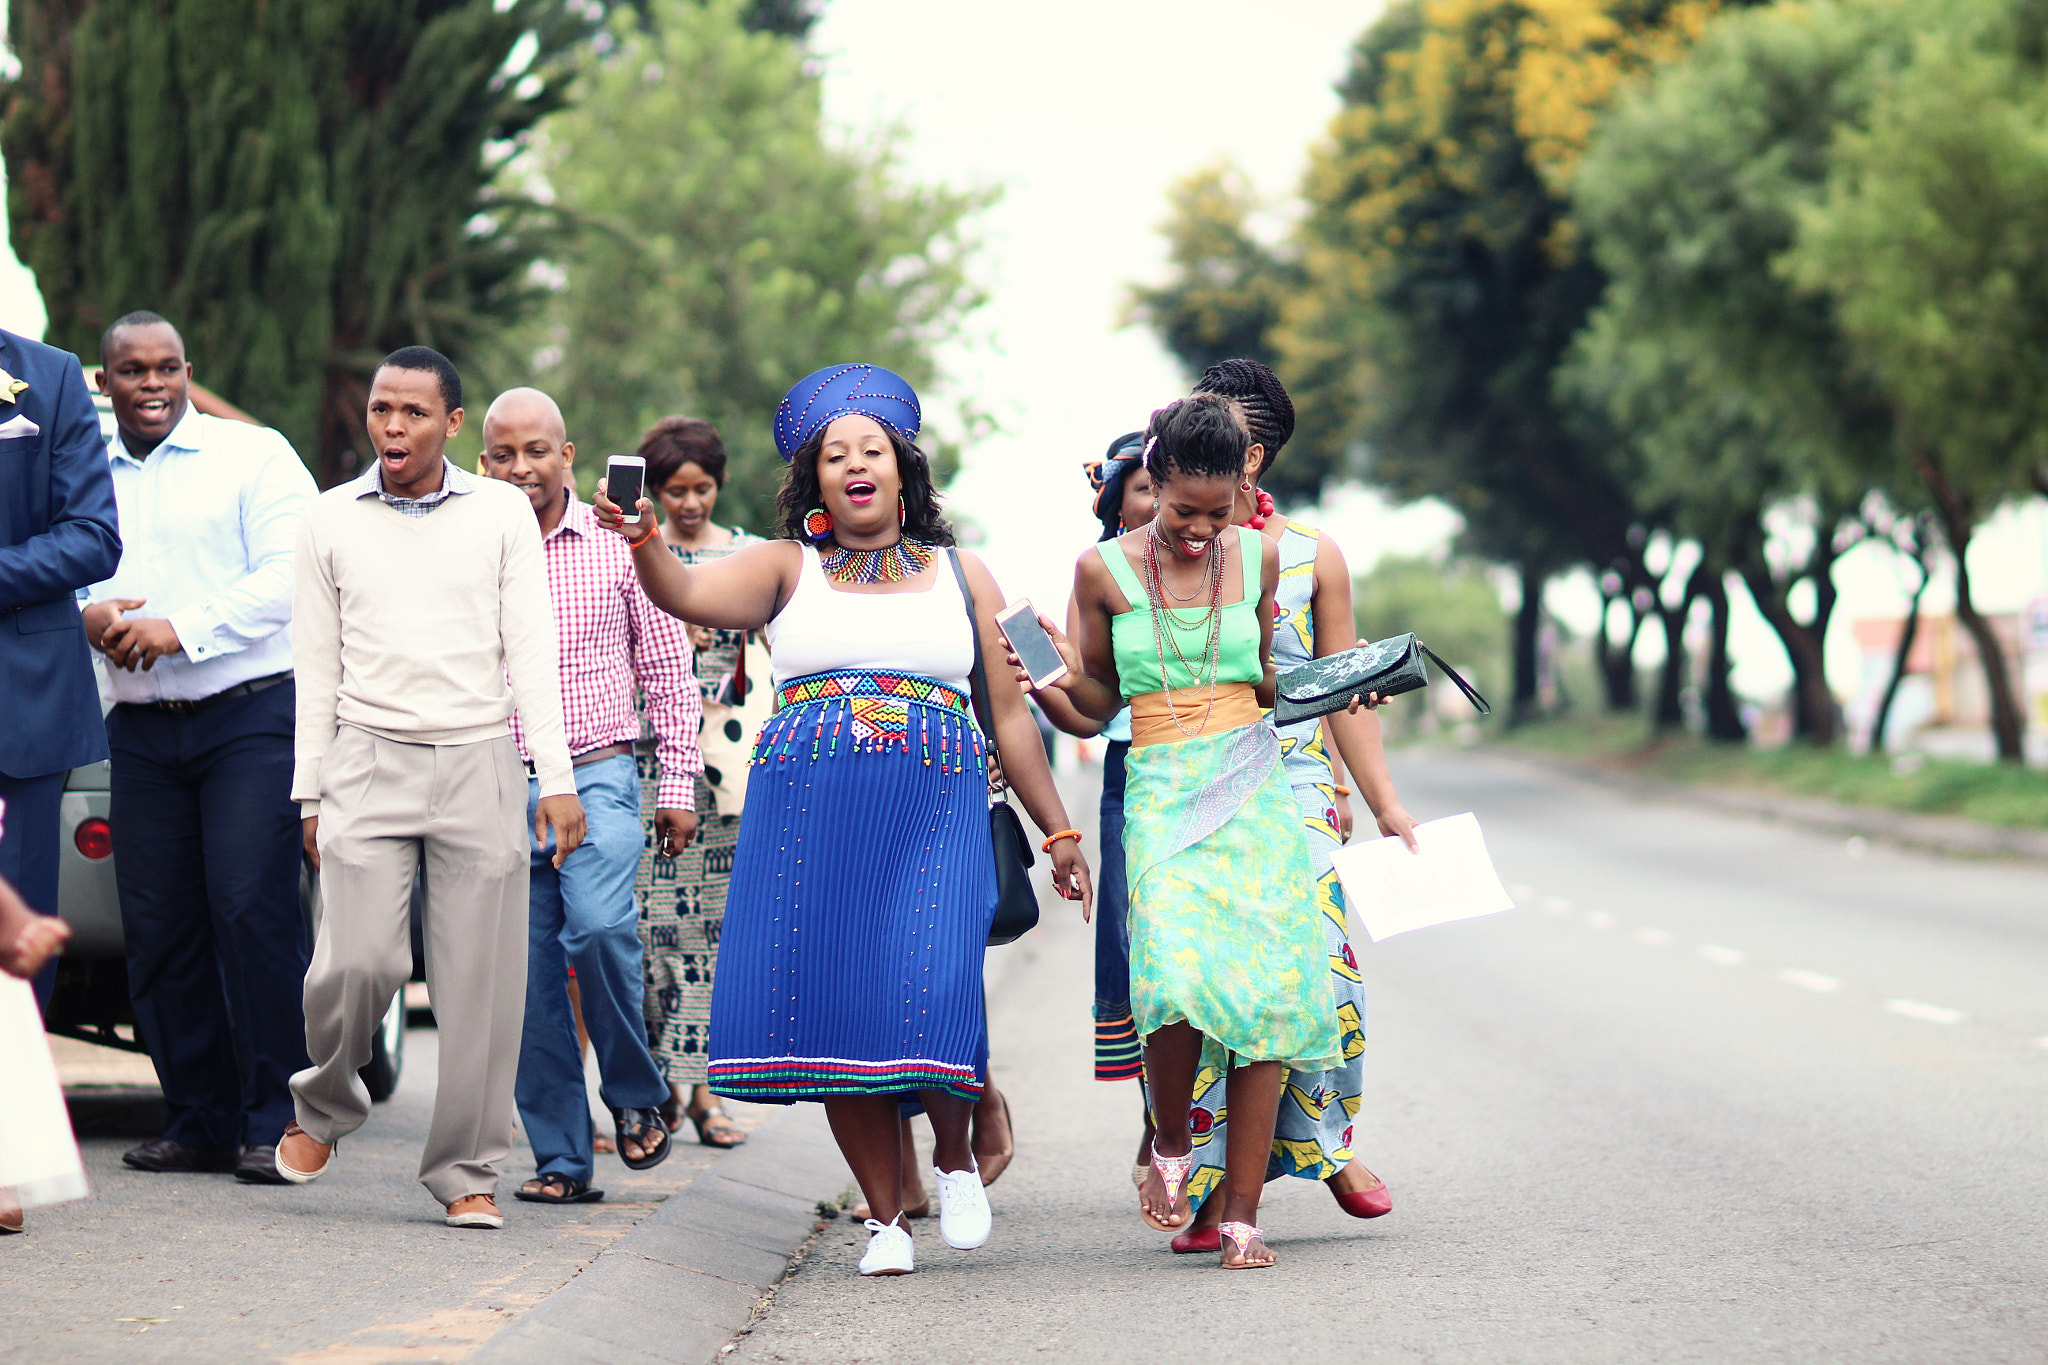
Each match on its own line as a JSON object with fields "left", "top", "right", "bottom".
{"left": 1272, "top": 634, "right": 1491, "bottom": 727}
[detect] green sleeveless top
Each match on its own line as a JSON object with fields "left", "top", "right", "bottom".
{"left": 1096, "top": 526, "right": 1264, "bottom": 699}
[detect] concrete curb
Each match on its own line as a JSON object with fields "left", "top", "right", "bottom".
{"left": 472, "top": 1104, "right": 846, "bottom": 1365}
{"left": 1478, "top": 746, "right": 2048, "bottom": 864}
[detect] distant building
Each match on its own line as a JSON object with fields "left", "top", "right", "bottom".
{"left": 1849, "top": 604, "right": 2048, "bottom": 757}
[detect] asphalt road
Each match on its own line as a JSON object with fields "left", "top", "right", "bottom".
{"left": 3, "top": 1019, "right": 770, "bottom": 1364}
{"left": 733, "top": 747, "right": 2048, "bottom": 1365}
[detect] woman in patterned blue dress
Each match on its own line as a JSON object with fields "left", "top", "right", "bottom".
{"left": 1171, "top": 360, "right": 1420, "bottom": 1252}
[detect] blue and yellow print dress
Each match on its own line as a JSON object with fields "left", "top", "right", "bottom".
{"left": 1184, "top": 521, "right": 1369, "bottom": 1208}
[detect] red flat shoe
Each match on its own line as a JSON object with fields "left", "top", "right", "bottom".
{"left": 1329, "top": 1178, "right": 1392, "bottom": 1219}
{"left": 1171, "top": 1227, "right": 1221, "bottom": 1254}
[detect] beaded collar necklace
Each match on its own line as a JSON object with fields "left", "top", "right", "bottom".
{"left": 820, "top": 537, "right": 935, "bottom": 585}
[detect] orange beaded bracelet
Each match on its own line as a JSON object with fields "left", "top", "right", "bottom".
{"left": 1040, "top": 829, "right": 1083, "bottom": 853}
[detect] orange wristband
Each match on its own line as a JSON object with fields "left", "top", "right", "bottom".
{"left": 1333, "top": 785, "right": 1352, "bottom": 797}
{"left": 1040, "top": 829, "right": 1082, "bottom": 853}
{"left": 626, "top": 521, "right": 660, "bottom": 549}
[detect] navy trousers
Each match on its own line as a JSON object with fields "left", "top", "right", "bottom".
{"left": 108, "top": 680, "right": 310, "bottom": 1149}
{"left": 0, "top": 767, "right": 64, "bottom": 1009}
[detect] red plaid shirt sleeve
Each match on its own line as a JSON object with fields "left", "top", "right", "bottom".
{"left": 626, "top": 560, "right": 702, "bottom": 812}
{"left": 511, "top": 501, "right": 702, "bottom": 810}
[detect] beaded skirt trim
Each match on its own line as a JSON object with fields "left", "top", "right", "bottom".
{"left": 708, "top": 1055, "right": 982, "bottom": 1100}
{"left": 754, "top": 670, "right": 983, "bottom": 774}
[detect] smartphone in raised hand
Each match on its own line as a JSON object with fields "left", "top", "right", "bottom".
{"left": 996, "top": 599, "right": 1068, "bottom": 690}
{"left": 606, "top": 455, "right": 646, "bottom": 521}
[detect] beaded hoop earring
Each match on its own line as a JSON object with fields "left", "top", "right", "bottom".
{"left": 899, "top": 495, "right": 907, "bottom": 528}
{"left": 804, "top": 507, "right": 833, "bottom": 543}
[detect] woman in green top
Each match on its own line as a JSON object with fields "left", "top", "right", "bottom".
{"left": 1029, "top": 395, "right": 1338, "bottom": 1269}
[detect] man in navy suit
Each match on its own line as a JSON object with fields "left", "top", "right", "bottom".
{"left": 0, "top": 328, "right": 122, "bottom": 1006}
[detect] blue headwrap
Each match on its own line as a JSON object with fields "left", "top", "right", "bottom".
{"left": 1084, "top": 430, "right": 1145, "bottom": 541}
{"left": 773, "top": 364, "right": 922, "bottom": 461}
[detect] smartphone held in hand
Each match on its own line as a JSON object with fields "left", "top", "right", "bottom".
{"left": 606, "top": 455, "right": 646, "bottom": 520}
{"left": 996, "top": 599, "right": 1068, "bottom": 689}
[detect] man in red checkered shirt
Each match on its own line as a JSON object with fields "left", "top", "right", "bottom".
{"left": 483, "top": 388, "right": 702, "bottom": 1204}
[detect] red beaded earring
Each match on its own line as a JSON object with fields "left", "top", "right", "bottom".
{"left": 1240, "top": 481, "right": 1275, "bottom": 531}
{"left": 804, "top": 507, "right": 833, "bottom": 543}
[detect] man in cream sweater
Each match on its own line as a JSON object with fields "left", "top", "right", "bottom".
{"left": 279, "top": 347, "right": 585, "bottom": 1230}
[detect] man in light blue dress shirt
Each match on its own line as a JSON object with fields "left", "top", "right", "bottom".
{"left": 81, "top": 312, "right": 318, "bottom": 1184}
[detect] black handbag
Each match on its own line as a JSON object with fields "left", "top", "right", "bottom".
{"left": 945, "top": 549, "right": 1042, "bottom": 947}
{"left": 1272, "top": 633, "right": 1491, "bottom": 727}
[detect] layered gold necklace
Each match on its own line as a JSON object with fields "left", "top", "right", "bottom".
{"left": 1142, "top": 524, "right": 1225, "bottom": 738}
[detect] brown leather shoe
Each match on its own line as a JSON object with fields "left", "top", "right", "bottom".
{"left": 122, "top": 1138, "right": 239, "bottom": 1173}
{"left": 234, "top": 1145, "right": 288, "bottom": 1184}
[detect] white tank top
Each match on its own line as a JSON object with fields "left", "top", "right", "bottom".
{"left": 767, "top": 545, "right": 976, "bottom": 688}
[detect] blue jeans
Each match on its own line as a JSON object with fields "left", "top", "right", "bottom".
{"left": 514, "top": 755, "right": 668, "bottom": 1181}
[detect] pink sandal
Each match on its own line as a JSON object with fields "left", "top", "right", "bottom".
{"left": 1219, "top": 1221, "right": 1274, "bottom": 1269}
{"left": 1140, "top": 1145, "right": 1193, "bottom": 1232}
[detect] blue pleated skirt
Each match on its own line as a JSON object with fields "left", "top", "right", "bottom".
{"left": 706, "top": 670, "right": 997, "bottom": 1104}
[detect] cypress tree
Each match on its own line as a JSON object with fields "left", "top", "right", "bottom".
{"left": 2, "top": 0, "right": 590, "bottom": 485}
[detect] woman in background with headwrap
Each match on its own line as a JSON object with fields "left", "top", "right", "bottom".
{"left": 595, "top": 364, "right": 1092, "bottom": 1279}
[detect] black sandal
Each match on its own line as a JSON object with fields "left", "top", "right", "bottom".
{"left": 611, "top": 1105, "right": 672, "bottom": 1170}
{"left": 513, "top": 1172, "right": 604, "bottom": 1204}
{"left": 684, "top": 1104, "right": 749, "bottom": 1149}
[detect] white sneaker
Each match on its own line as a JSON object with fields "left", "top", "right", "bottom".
{"left": 859, "top": 1216, "right": 916, "bottom": 1276}
{"left": 934, "top": 1162, "right": 991, "bottom": 1250}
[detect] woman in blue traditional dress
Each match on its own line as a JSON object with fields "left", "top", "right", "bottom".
{"left": 595, "top": 365, "right": 1091, "bottom": 1279}
{"left": 1032, "top": 394, "right": 1340, "bottom": 1269}
{"left": 1167, "top": 359, "right": 1420, "bottom": 1253}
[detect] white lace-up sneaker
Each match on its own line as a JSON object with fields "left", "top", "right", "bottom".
{"left": 859, "top": 1216, "right": 916, "bottom": 1276}
{"left": 934, "top": 1162, "right": 991, "bottom": 1250}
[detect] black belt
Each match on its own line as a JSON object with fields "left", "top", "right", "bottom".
{"left": 122, "top": 671, "right": 293, "bottom": 717}
{"left": 524, "top": 741, "right": 634, "bottom": 775}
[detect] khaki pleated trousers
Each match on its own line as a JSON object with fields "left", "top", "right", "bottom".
{"left": 290, "top": 725, "right": 529, "bottom": 1204}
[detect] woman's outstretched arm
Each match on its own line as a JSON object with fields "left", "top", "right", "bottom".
{"left": 1311, "top": 534, "right": 1418, "bottom": 849}
{"left": 594, "top": 483, "right": 797, "bottom": 630}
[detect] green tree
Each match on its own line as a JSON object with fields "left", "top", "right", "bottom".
{"left": 3, "top": 0, "right": 588, "bottom": 484}
{"left": 1788, "top": 13, "right": 2048, "bottom": 762}
{"left": 1280, "top": 0, "right": 1647, "bottom": 722}
{"left": 1352, "top": 554, "right": 1507, "bottom": 736}
{"left": 1564, "top": 0, "right": 1915, "bottom": 745}
{"left": 1122, "top": 164, "right": 1318, "bottom": 496}
{"left": 530, "top": 0, "right": 989, "bottom": 533}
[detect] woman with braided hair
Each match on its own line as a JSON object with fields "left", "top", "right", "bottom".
{"left": 1163, "top": 357, "right": 1419, "bottom": 1253}
{"left": 1024, "top": 394, "right": 1338, "bottom": 1269}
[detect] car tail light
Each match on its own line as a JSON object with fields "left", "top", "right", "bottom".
{"left": 75, "top": 817, "right": 113, "bottom": 861}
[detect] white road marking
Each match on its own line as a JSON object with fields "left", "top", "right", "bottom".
{"left": 1541, "top": 896, "right": 1572, "bottom": 916}
{"left": 1884, "top": 999, "right": 1965, "bottom": 1025}
{"left": 1634, "top": 928, "right": 1673, "bottom": 946}
{"left": 1699, "top": 945, "right": 1747, "bottom": 966}
{"left": 1778, "top": 968, "right": 1843, "bottom": 994}
{"left": 1584, "top": 911, "right": 1616, "bottom": 929}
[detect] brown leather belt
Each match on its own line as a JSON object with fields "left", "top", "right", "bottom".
{"left": 524, "top": 741, "right": 632, "bottom": 775}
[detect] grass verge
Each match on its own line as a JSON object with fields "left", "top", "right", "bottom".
{"left": 1492, "top": 713, "right": 2048, "bottom": 830}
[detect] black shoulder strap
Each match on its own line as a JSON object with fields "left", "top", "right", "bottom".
{"left": 1419, "top": 643, "right": 1492, "bottom": 716}
{"left": 946, "top": 548, "right": 1004, "bottom": 766}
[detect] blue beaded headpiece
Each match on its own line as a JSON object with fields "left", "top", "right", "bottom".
{"left": 773, "top": 364, "right": 922, "bottom": 462}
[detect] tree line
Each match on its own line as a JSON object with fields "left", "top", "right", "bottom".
{"left": 1133, "top": 0, "right": 2048, "bottom": 762}
{"left": 1, "top": 0, "right": 980, "bottom": 532}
